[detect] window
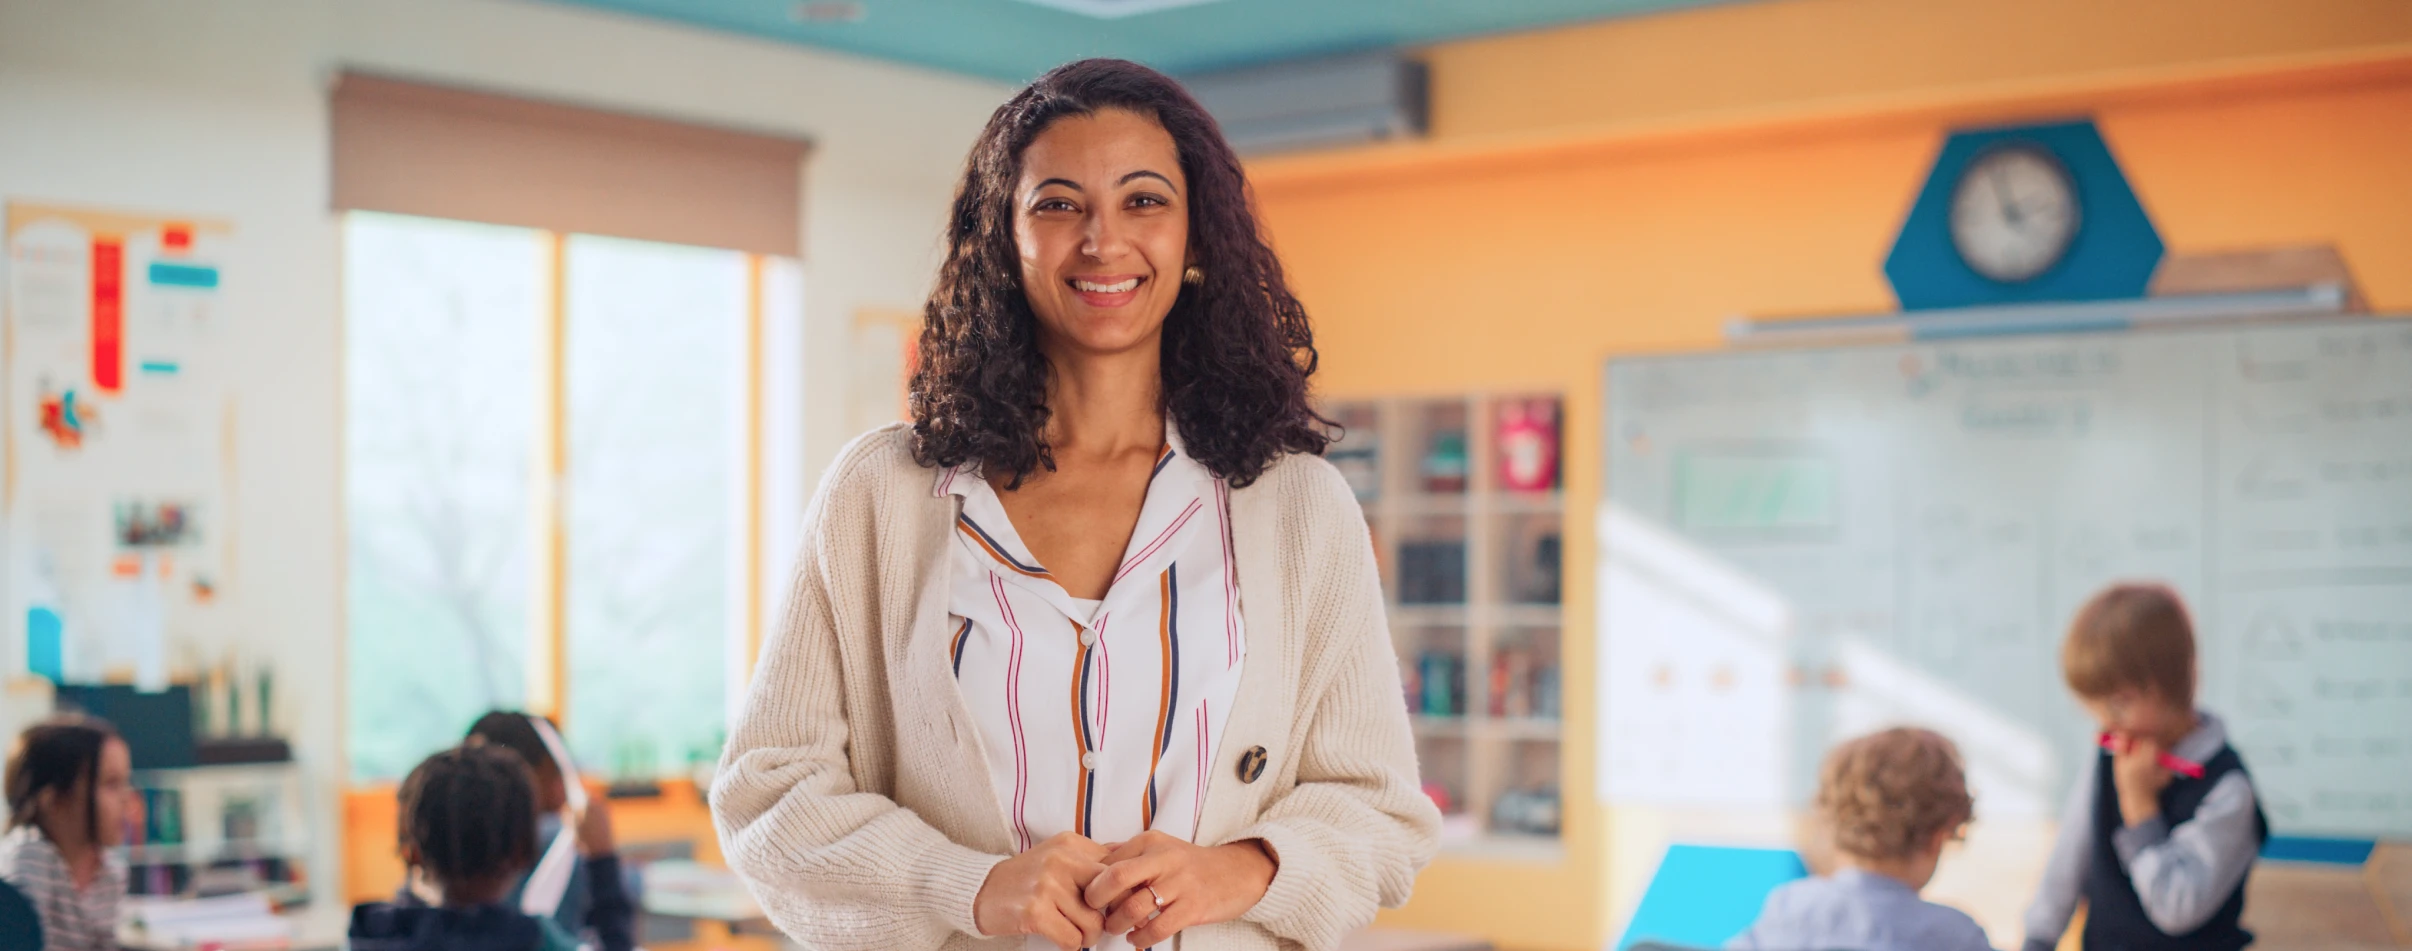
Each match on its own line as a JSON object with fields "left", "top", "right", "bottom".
{"left": 344, "top": 212, "right": 790, "bottom": 783}
{"left": 562, "top": 236, "right": 747, "bottom": 778}
{"left": 344, "top": 214, "right": 543, "bottom": 782}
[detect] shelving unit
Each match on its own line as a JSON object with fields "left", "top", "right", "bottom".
{"left": 1326, "top": 393, "right": 1566, "bottom": 856}
{"left": 121, "top": 762, "right": 313, "bottom": 905}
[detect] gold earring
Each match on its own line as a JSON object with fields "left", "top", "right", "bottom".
{"left": 1182, "top": 265, "right": 1204, "bottom": 285}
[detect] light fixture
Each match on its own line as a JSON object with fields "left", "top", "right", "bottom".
{"left": 1010, "top": 0, "right": 1226, "bottom": 19}
{"left": 789, "top": 1, "right": 866, "bottom": 23}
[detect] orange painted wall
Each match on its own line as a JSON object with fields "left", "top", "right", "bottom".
{"left": 1425, "top": 0, "right": 2412, "bottom": 141}
{"left": 1248, "top": 6, "right": 2412, "bottom": 947}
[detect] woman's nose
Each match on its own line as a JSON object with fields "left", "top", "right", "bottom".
{"left": 1082, "top": 210, "right": 1130, "bottom": 260}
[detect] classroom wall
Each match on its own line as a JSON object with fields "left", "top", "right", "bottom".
{"left": 0, "top": 0, "right": 1010, "bottom": 913}
{"left": 1246, "top": 1, "right": 2412, "bottom": 947}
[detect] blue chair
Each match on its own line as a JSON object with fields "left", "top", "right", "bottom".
{"left": 0, "top": 877, "right": 43, "bottom": 949}
{"left": 1616, "top": 844, "right": 1807, "bottom": 950}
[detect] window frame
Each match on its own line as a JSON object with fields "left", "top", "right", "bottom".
{"left": 337, "top": 212, "right": 784, "bottom": 784}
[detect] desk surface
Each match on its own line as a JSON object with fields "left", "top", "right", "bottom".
{"left": 117, "top": 916, "right": 347, "bottom": 951}
{"left": 641, "top": 886, "right": 765, "bottom": 925}
{"left": 640, "top": 859, "right": 765, "bottom": 926}
{"left": 1337, "top": 929, "right": 1491, "bottom": 951}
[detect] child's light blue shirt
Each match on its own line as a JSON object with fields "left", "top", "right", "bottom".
{"left": 1726, "top": 868, "right": 1995, "bottom": 951}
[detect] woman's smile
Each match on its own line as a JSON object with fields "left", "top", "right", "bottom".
{"left": 1069, "top": 273, "right": 1147, "bottom": 308}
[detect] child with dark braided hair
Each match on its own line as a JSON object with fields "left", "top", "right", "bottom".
{"left": 385, "top": 712, "right": 634, "bottom": 951}
{"left": 348, "top": 746, "right": 580, "bottom": 951}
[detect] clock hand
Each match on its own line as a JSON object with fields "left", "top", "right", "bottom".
{"left": 1989, "top": 164, "right": 2025, "bottom": 230}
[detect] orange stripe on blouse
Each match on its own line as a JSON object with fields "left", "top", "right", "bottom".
{"left": 1144, "top": 569, "right": 1174, "bottom": 829}
{"left": 956, "top": 517, "right": 1051, "bottom": 580}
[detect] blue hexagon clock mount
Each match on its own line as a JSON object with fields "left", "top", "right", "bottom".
{"left": 1884, "top": 119, "right": 2163, "bottom": 311}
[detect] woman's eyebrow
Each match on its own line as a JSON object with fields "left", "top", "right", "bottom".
{"left": 1119, "top": 169, "right": 1177, "bottom": 192}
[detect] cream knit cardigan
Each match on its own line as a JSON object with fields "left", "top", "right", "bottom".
{"left": 711, "top": 424, "right": 1440, "bottom": 951}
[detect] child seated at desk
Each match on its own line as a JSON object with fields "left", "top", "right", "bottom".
{"left": 349, "top": 746, "right": 580, "bottom": 951}
{"left": 0, "top": 715, "right": 138, "bottom": 951}
{"left": 1728, "top": 727, "right": 1993, "bottom": 951}
{"left": 457, "top": 711, "right": 632, "bottom": 951}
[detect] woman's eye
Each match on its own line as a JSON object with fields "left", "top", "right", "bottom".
{"left": 1131, "top": 194, "right": 1166, "bottom": 208}
{"left": 1035, "top": 198, "right": 1076, "bottom": 213}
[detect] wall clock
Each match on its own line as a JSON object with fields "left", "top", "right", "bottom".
{"left": 1949, "top": 144, "right": 2079, "bottom": 283}
{"left": 1884, "top": 119, "right": 2162, "bottom": 310}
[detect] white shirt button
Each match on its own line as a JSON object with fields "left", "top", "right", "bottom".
{"left": 1081, "top": 752, "right": 1099, "bottom": 771}
{"left": 1080, "top": 628, "right": 1097, "bottom": 648}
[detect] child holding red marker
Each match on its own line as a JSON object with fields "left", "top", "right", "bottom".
{"left": 2022, "top": 584, "right": 2267, "bottom": 951}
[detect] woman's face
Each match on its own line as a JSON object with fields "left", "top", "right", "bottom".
{"left": 1014, "top": 107, "right": 1190, "bottom": 357}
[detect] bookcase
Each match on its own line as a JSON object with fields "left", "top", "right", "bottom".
{"left": 125, "top": 762, "right": 312, "bottom": 905}
{"left": 1324, "top": 393, "right": 1565, "bottom": 857}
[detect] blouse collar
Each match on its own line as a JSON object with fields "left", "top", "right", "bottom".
{"left": 932, "top": 420, "right": 1198, "bottom": 500}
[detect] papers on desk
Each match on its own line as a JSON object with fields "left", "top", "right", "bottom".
{"left": 123, "top": 893, "right": 294, "bottom": 950}
{"left": 640, "top": 859, "right": 764, "bottom": 924}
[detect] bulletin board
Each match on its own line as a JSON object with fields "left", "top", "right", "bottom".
{"left": 1601, "top": 318, "right": 2412, "bottom": 839}
{"left": 5, "top": 202, "right": 234, "bottom": 687}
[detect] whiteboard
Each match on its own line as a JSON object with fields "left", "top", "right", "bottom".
{"left": 1600, "top": 319, "right": 2412, "bottom": 838}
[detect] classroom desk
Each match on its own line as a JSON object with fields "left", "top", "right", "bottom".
{"left": 117, "top": 897, "right": 349, "bottom": 951}
{"left": 639, "top": 859, "right": 766, "bottom": 927}
{"left": 642, "top": 882, "right": 766, "bottom": 929}
{"left": 1337, "top": 928, "right": 1492, "bottom": 951}
{"left": 116, "top": 914, "right": 347, "bottom": 951}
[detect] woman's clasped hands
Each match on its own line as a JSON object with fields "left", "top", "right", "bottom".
{"left": 974, "top": 831, "right": 1278, "bottom": 949}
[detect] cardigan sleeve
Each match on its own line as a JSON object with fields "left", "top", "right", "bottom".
{"left": 1229, "top": 460, "right": 1443, "bottom": 951}
{"left": 710, "top": 444, "right": 1006, "bottom": 951}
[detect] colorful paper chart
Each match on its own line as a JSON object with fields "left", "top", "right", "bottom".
{"left": 5, "top": 202, "right": 234, "bottom": 686}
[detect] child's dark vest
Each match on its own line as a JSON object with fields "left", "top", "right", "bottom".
{"left": 2083, "top": 743, "right": 2267, "bottom": 951}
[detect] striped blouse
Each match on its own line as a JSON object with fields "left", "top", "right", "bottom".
{"left": 0, "top": 825, "right": 125, "bottom": 951}
{"left": 938, "top": 430, "right": 1245, "bottom": 951}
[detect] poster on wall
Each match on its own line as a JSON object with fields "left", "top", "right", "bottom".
{"left": 5, "top": 202, "right": 233, "bottom": 689}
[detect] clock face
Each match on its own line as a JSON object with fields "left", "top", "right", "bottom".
{"left": 1948, "top": 145, "right": 2081, "bottom": 283}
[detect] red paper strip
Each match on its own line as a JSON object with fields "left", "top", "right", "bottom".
{"left": 91, "top": 238, "right": 124, "bottom": 393}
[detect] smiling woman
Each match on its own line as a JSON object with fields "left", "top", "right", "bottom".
{"left": 711, "top": 59, "right": 1439, "bottom": 951}
{"left": 910, "top": 59, "right": 1331, "bottom": 493}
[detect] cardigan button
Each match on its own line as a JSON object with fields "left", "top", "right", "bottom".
{"left": 1237, "top": 746, "right": 1268, "bottom": 784}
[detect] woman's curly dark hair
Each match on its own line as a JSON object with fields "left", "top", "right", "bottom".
{"left": 909, "top": 58, "right": 1331, "bottom": 488}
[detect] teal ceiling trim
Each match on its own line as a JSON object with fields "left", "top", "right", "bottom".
{"left": 537, "top": 0, "right": 1736, "bottom": 82}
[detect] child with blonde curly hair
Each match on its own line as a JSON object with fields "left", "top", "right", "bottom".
{"left": 1728, "top": 727, "right": 1993, "bottom": 951}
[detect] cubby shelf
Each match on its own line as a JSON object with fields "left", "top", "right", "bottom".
{"left": 1326, "top": 393, "right": 1567, "bottom": 849}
